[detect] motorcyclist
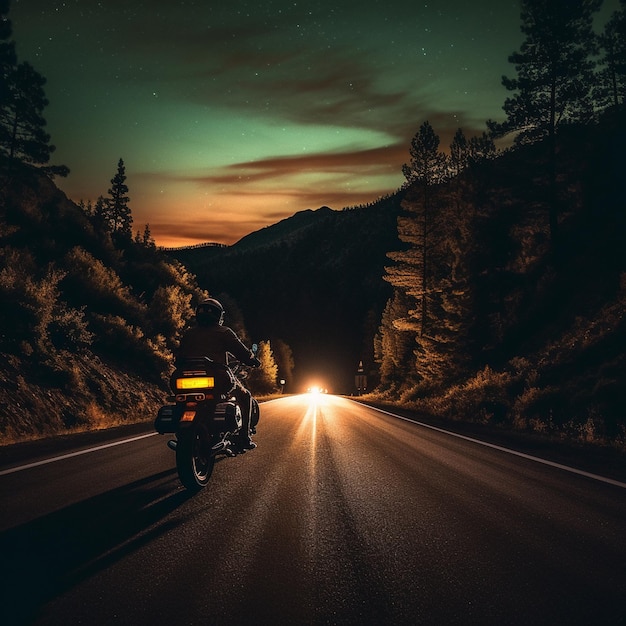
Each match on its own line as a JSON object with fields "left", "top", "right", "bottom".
{"left": 177, "top": 298, "right": 260, "bottom": 451}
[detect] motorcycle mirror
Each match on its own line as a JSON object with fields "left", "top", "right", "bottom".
{"left": 252, "top": 343, "right": 258, "bottom": 354}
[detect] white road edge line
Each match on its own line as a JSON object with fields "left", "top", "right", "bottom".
{"left": 0, "top": 400, "right": 272, "bottom": 477}
{"left": 0, "top": 432, "right": 158, "bottom": 476}
{"left": 362, "top": 403, "right": 626, "bottom": 490}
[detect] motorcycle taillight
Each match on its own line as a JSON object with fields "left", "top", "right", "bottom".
{"left": 175, "top": 376, "right": 215, "bottom": 390}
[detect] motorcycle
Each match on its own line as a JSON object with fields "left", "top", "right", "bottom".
{"left": 154, "top": 346, "right": 260, "bottom": 491}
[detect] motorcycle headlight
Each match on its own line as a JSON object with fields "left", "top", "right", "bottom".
{"left": 175, "top": 376, "right": 215, "bottom": 390}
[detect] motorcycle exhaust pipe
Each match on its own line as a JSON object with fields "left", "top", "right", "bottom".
{"left": 212, "top": 438, "right": 238, "bottom": 457}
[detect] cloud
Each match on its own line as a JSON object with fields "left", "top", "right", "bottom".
{"left": 138, "top": 121, "right": 491, "bottom": 199}
{"left": 151, "top": 216, "right": 270, "bottom": 247}
{"left": 186, "top": 143, "right": 406, "bottom": 183}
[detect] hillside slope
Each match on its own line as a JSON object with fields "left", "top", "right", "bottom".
{"left": 0, "top": 164, "right": 202, "bottom": 442}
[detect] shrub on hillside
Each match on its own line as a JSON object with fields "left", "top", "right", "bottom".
{"left": 147, "top": 284, "right": 193, "bottom": 349}
{"left": 0, "top": 247, "right": 91, "bottom": 354}
{"left": 246, "top": 340, "right": 278, "bottom": 395}
{"left": 90, "top": 313, "right": 171, "bottom": 381}
{"left": 425, "top": 366, "right": 513, "bottom": 424}
{"left": 63, "top": 247, "right": 147, "bottom": 325}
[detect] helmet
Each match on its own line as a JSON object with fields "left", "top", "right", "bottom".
{"left": 196, "top": 298, "right": 224, "bottom": 326}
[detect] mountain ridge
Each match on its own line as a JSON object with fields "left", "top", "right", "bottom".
{"left": 232, "top": 206, "right": 335, "bottom": 252}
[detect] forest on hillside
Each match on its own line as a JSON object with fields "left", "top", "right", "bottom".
{"left": 371, "top": 0, "right": 626, "bottom": 447}
{"left": 0, "top": 159, "right": 205, "bottom": 440}
{"left": 1, "top": 0, "right": 626, "bottom": 450}
{"left": 376, "top": 111, "right": 625, "bottom": 444}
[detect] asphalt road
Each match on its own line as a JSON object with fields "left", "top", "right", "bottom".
{"left": 1, "top": 394, "right": 625, "bottom": 625}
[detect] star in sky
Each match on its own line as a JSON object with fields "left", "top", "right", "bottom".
{"left": 8, "top": 0, "right": 620, "bottom": 246}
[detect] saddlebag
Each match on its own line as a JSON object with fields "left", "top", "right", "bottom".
{"left": 154, "top": 404, "right": 182, "bottom": 434}
{"left": 212, "top": 401, "right": 242, "bottom": 433}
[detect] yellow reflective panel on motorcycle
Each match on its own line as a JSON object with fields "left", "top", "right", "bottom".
{"left": 181, "top": 410, "right": 196, "bottom": 421}
{"left": 175, "top": 377, "right": 215, "bottom": 389}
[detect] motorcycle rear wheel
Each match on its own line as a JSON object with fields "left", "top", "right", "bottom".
{"left": 251, "top": 398, "right": 260, "bottom": 431}
{"left": 176, "top": 426, "right": 215, "bottom": 490}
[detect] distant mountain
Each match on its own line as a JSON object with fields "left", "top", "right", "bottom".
{"left": 233, "top": 205, "right": 335, "bottom": 252}
{"left": 170, "top": 193, "right": 405, "bottom": 393}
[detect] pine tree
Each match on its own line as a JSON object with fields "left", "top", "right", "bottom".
{"left": 468, "top": 132, "right": 497, "bottom": 166}
{"left": 141, "top": 223, "right": 156, "bottom": 248}
{"left": 450, "top": 128, "right": 469, "bottom": 178}
{"left": 0, "top": 0, "right": 67, "bottom": 177}
{"left": 449, "top": 128, "right": 472, "bottom": 223}
{"left": 384, "top": 121, "right": 458, "bottom": 386}
{"left": 387, "top": 121, "right": 448, "bottom": 341}
{"left": 595, "top": 2, "right": 626, "bottom": 108}
{"left": 0, "top": 0, "right": 16, "bottom": 108}
{"left": 92, "top": 195, "right": 111, "bottom": 233}
{"left": 374, "top": 291, "right": 416, "bottom": 391}
{"left": 401, "top": 120, "right": 448, "bottom": 186}
{"left": 442, "top": 130, "right": 497, "bottom": 379}
{"left": 448, "top": 129, "right": 497, "bottom": 223}
{"left": 134, "top": 224, "right": 156, "bottom": 248}
{"left": 107, "top": 158, "right": 132, "bottom": 241}
{"left": 382, "top": 123, "right": 493, "bottom": 389}
{"left": 488, "top": 0, "right": 601, "bottom": 245}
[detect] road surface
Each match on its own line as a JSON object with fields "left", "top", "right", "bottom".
{"left": 1, "top": 394, "right": 625, "bottom": 625}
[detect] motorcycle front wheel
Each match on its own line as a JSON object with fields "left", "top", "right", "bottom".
{"left": 176, "top": 426, "right": 215, "bottom": 491}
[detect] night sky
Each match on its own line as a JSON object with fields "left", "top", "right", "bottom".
{"left": 9, "top": 1, "right": 619, "bottom": 247}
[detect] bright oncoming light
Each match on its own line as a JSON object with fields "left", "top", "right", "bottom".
{"left": 306, "top": 383, "right": 329, "bottom": 394}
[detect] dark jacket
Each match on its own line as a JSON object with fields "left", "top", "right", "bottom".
{"left": 177, "top": 324, "right": 254, "bottom": 366}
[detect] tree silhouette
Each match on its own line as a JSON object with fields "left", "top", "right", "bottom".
{"left": 135, "top": 223, "right": 156, "bottom": 249}
{"left": 374, "top": 290, "right": 416, "bottom": 391}
{"left": 385, "top": 122, "right": 462, "bottom": 385}
{"left": 0, "top": 0, "right": 16, "bottom": 108}
{"left": 596, "top": 2, "right": 626, "bottom": 108}
{"left": 382, "top": 123, "right": 499, "bottom": 387}
{"left": 450, "top": 128, "right": 469, "bottom": 178}
{"left": 401, "top": 120, "right": 448, "bottom": 186}
{"left": 106, "top": 158, "right": 132, "bottom": 242}
{"left": 0, "top": 0, "right": 67, "bottom": 177}
{"left": 488, "top": 0, "right": 601, "bottom": 246}
{"left": 387, "top": 121, "right": 448, "bottom": 340}
{"left": 91, "top": 195, "right": 110, "bottom": 233}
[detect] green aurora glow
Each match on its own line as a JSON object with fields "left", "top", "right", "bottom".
{"left": 9, "top": 0, "right": 620, "bottom": 246}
